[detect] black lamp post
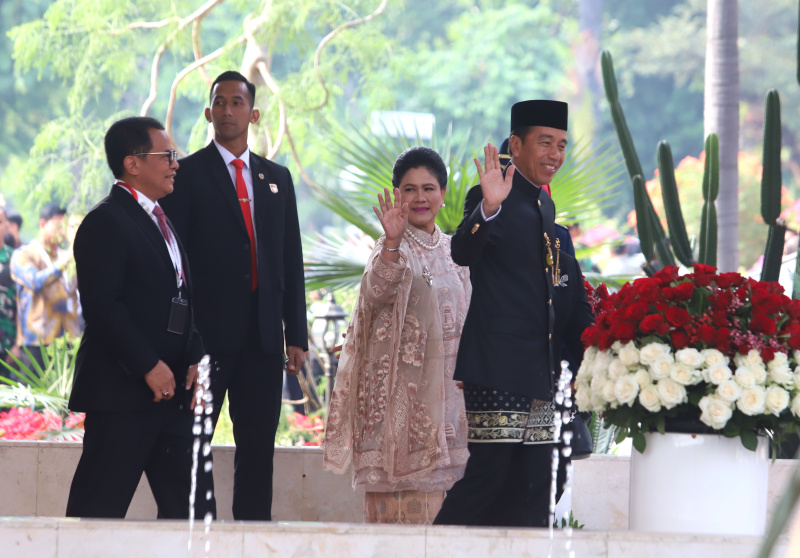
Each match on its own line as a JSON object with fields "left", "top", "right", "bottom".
{"left": 312, "top": 292, "right": 348, "bottom": 407}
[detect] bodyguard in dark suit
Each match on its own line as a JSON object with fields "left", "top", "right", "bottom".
{"left": 160, "top": 71, "right": 307, "bottom": 521}
{"left": 66, "top": 116, "right": 213, "bottom": 519}
{"left": 434, "top": 101, "right": 593, "bottom": 527}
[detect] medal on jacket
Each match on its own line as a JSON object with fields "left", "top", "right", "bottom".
{"left": 543, "top": 233, "right": 561, "bottom": 287}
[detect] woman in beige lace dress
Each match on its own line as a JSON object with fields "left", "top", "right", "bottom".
{"left": 323, "top": 147, "right": 470, "bottom": 524}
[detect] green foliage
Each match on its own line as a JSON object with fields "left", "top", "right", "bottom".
{"left": 0, "top": 336, "right": 79, "bottom": 417}
{"left": 554, "top": 510, "right": 585, "bottom": 530}
{"left": 657, "top": 141, "right": 692, "bottom": 267}
{"left": 699, "top": 134, "right": 719, "bottom": 267}
{"left": 761, "top": 90, "right": 784, "bottom": 283}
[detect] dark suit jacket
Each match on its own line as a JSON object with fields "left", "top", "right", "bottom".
{"left": 451, "top": 171, "right": 559, "bottom": 400}
{"left": 69, "top": 186, "right": 204, "bottom": 412}
{"left": 160, "top": 143, "right": 307, "bottom": 355}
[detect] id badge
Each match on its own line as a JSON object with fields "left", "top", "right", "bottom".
{"left": 167, "top": 296, "right": 190, "bottom": 334}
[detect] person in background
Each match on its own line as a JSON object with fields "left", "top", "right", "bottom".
{"left": 324, "top": 147, "right": 470, "bottom": 524}
{"left": 602, "top": 236, "right": 646, "bottom": 277}
{"left": 4, "top": 212, "right": 22, "bottom": 249}
{"left": 0, "top": 208, "right": 17, "bottom": 374}
{"left": 10, "top": 204, "right": 80, "bottom": 370}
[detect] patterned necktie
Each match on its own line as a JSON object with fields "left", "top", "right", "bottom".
{"left": 152, "top": 204, "right": 185, "bottom": 285}
{"left": 231, "top": 158, "right": 258, "bottom": 291}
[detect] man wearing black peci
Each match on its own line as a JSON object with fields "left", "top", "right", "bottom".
{"left": 66, "top": 116, "right": 212, "bottom": 519}
{"left": 434, "top": 101, "right": 593, "bottom": 527}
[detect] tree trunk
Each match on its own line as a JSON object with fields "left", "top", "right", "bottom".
{"left": 573, "top": 0, "right": 603, "bottom": 143}
{"left": 704, "top": 0, "right": 739, "bottom": 272}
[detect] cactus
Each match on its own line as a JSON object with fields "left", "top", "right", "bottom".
{"left": 760, "top": 90, "right": 784, "bottom": 283}
{"left": 699, "top": 134, "right": 719, "bottom": 266}
{"left": 657, "top": 141, "right": 693, "bottom": 267}
{"left": 601, "top": 50, "right": 673, "bottom": 268}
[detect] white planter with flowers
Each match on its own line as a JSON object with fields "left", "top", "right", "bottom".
{"left": 577, "top": 264, "right": 800, "bottom": 536}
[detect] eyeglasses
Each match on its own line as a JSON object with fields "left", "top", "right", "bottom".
{"left": 134, "top": 150, "right": 178, "bottom": 165}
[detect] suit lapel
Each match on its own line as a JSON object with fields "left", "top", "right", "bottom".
{"left": 110, "top": 186, "right": 176, "bottom": 279}
{"left": 203, "top": 143, "right": 249, "bottom": 236}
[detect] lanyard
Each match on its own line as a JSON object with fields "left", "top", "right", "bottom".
{"left": 116, "top": 181, "right": 184, "bottom": 291}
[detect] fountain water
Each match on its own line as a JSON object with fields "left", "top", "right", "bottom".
{"left": 548, "top": 360, "right": 576, "bottom": 558}
{"left": 188, "top": 355, "right": 214, "bottom": 555}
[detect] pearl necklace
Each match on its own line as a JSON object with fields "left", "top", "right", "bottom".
{"left": 405, "top": 224, "right": 442, "bottom": 251}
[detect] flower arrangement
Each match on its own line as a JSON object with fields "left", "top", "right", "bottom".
{"left": 0, "top": 407, "right": 85, "bottom": 441}
{"left": 576, "top": 264, "right": 800, "bottom": 453}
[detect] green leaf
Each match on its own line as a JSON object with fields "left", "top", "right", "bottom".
{"left": 615, "top": 427, "right": 629, "bottom": 445}
{"left": 740, "top": 430, "right": 758, "bottom": 451}
{"left": 632, "top": 431, "right": 647, "bottom": 454}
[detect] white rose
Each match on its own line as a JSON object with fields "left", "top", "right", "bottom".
{"left": 752, "top": 365, "right": 768, "bottom": 385}
{"left": 702, "top": 349, "right": 729, "bottom": 368}
{"left": 795, "top": 350, "right": 800, "bottom": 365}
{"left": 676, "top": 348, "right": 705, "bottom": 369}
{"left": 576, "top": 356, "right": 593, "bottom": 383}
{"left": 734, "top": 366, "right": 757, "bottom": 388}
{"left": 590, "top": 392, "right": 607, "bottom": 412}
{"left": 614, "top": 375, "right": 640, "bottom": 406}
{"left": 791, "top": 394, "right": 800, "bottom": 418}
{"left": 640, "top": 342, "right": 672, "bottom": 366}
{"left": 649, "top": 355, "right": 675, "bottom": 380}
{"left": 705, "top": 364, "right": 733, "bottom": 385}
{"left": 769, "top": 365, "right": 794, "bottom": 387}
{"left": 602, "top": 381, "right": 617, "bottom": 403}
{"left": 638, "top": 384, "right": 662, "bottom": 413}
{"left": 657, "top": 379, "right": 688, "bottom": 409}
{"left": 716, "top": 379, "right": 743, "bottom": 403}
{"left": 794, "top": 369, "right": 800, "bottom": 390}
{"left": 634, "top": 369, "right": 652, "bottom": 388}
{"left": 575, "top": 385, "right": 592, "bottom": 412}
{"left": 765, "top": 385, "right": 791, "bottom": 416}
{"left": 736, "top": 386, "right": 767, "bottom": 416}
{"left": 590, "top": 373, "right": 608, "bottom": 395}
{"left": 736, "top": 349, "right": 764, "bottom": 369}
{"left": 618, "top": 342, "right": 641, "bottom": 367}
{"left": 768, "top": 352, "right": 789, "bottom": 370}
{"left": 611, "top": 341, "right": 623, "bottom": 353}
{"left": 698, "top": 395, "right": 733, "bottom": 429}
{"left": 592, "top": 351, "right": 613, "bottom": 376}
{"left": 670, "top": 363, "right": 696, "bottom": 386}
{"left": 608, "top": 358, "right": 628, "bottom": 380}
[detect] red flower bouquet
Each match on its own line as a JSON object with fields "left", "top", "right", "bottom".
{"left": 576, "top": 264, "right": 800, "bottom": 452}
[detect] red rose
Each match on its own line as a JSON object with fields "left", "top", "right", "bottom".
{"left": 716, "top": 272, "right": 745, "bottom": 289}
{"left": 671, "top": 330, "right": 689, "bottom": 349}
{"left": 665, "top": 307, "right": 691, "bottom": 327}
{"left": 653, "top": 265, "right": 680, "bottom": 285}
{"left": 613, "top": 321, "right": 637, "bottom": 342}
{"left": 696, "top": 324, "right": 716, "bottom": 345}
{"left": 760, "top": 346, "right": 775, "bottom": 362}
{"left": 664, "top": 282, "right": 695, "bottom": 302}
{"left": 640, "top": 314, "right": 669, "bottom": 336}
{"left": 693, "top": 263, "right": 717, "bottom": 276}
{"left": 749, "top": 314, "right": 777, "bottom": 335}
{"left": 624, "top": 302, "right": 650, "bottom": 321}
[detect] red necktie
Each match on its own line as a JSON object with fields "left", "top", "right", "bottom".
{"left": 231, "top": 158, "right": 258, "bottom": 291}
{"left": 152, "top": 205, "right": 186, "bottom": 285}
{"left": 542, "top": 184, "right": 551, "bottom": 196}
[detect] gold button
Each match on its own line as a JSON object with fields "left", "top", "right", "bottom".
{"left": 538, "top": 200, "right": 542, "bottom": 206}
{"left": 471, "top": 223, "right": 480, "bottom": 234}
{"left": 548, "top": 334, "right": 552, "bottom": 340}
{"left": 548, "top": 299, "right": 552, "bottom": 306}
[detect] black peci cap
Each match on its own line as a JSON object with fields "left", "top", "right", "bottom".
{"left": 510, "top": 100, "right": 568, "bottom": 133}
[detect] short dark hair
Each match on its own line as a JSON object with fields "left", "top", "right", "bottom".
{"left": 40, "top": 204, "right": 67, "bottom": 222}
{"left": 104, "top": 116, "right": 165, "bottom": 179}
{"left": 510, "top": 126, "right": 533, "bottom": 144}
{"left": 7, "top": 213, "right": 21, "bottom": 228}
{"left": 391, "top": 147, "right": 448, "bottom": 190}
{"left": 210, "top": 71, "right": 256, "bottom": 107}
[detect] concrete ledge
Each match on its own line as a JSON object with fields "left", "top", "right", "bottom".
{"left": 0, "top": 441, "right": 797, "bottom": 533}
{"left": 0, "top": 517, "right": 790, "bottom": 558}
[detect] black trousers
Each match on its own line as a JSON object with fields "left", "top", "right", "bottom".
{"left": 433, "top": 441, "right": 567, "bottom": 527}
{"left": 209, "top": 302, "right": 283, "bottom": 521}
{"left": 66, "top": 397, "right": 215, "bottom": 519}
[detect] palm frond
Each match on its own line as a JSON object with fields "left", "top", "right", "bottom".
{"left": 303, "top": 232, "right": 374, "bottom": 291}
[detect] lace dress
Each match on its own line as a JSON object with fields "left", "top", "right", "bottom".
{"left": 323, "top": 227, "right": 470, "bottom": 524}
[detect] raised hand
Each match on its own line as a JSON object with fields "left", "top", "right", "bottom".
{"left": 475, "top": 143, "right": 514, "bottom": 217}
{"left": 372, "top": 187, "right": 408, "bottom": 247}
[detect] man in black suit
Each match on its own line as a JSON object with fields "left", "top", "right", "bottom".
{"left": 66, "top": 116, "right": 213, "bottom": 519}
{"left": 161, "top": 71, "right": 307, "bottom": 521}
{"left": 434, "top": 101, "right": 593, "bottom": 527}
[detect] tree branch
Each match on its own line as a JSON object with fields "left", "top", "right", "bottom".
{"left": 285, "top": 126, "right": 320, "bottom": 189}
{"left": 308, "top": 0, "right": 388, "bottom": 110}
{"left": 192, "top": 19, "right": 213, "bottom": 87}
{"left": 109, "top": 19, "right": 180, "bottom": 35}
{"left": 140, "top": 0, "right": 227, "bottom": 116}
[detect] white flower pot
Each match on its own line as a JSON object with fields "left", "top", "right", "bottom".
{"left": 629, "top": 432, "right": 768, "bottom": 536}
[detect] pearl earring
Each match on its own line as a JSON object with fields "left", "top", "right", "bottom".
{"left": 442, "top": 203, "right": 446, "bottom": 207}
